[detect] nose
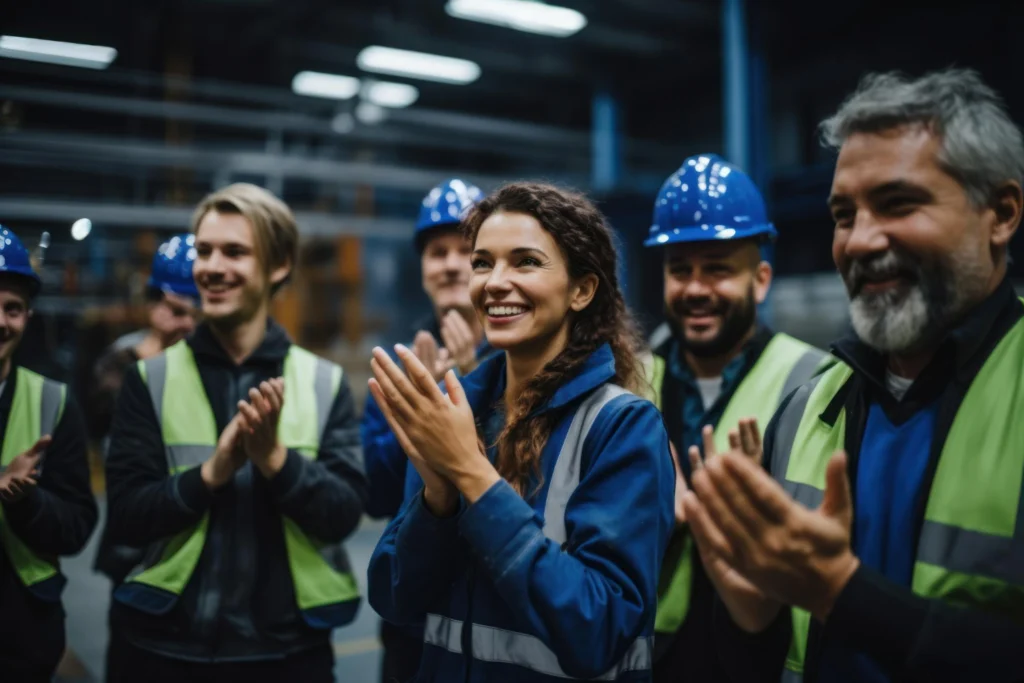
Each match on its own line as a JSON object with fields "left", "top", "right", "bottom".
{"left": 843, "top": 210, "right": 890, "bottom": 261}
{"left": 200, "top": 248, "right": 225, "bottom": 275}
{"left": 444, "top": 249, "right": 466, "bottom": 272}
{"left": 483, "top": 263, "right": 513, "bottom": 296}
{"left": 682, "top": 271, "right": 713, "bottom": 299}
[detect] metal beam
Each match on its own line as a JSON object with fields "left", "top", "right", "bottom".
{"left": 0, "top": 198, "right": 412, "bottom": 240}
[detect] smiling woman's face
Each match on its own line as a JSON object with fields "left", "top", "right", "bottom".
{"left": 469, "top": 211, "right": 578, "bottom": 355}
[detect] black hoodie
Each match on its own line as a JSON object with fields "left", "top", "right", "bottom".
{"left": 104, "top": 319, "right": 368, "bottom": 662}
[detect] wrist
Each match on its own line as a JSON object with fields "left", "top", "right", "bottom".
{"left": 422, "top": 484, "right": 459, "bottom": 518}
{"left": 451, "top": 458, "right": 501, "bottom": 504}
{"left": 201, "top": 460, "right": 230, "bottom": 490}
{"left": 256, "top": 443, "right": 288, "bottom": 479}
{"left": 810, "top": 550, "right": 860, "bottom": 622}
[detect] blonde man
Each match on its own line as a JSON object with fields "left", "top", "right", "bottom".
{"left": 105, "top": 184, "right": 367, "bottom": 683}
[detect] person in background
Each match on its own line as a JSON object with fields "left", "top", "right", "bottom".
{"left": 0, "top": 225, "right": 98, "bottom": 682}
{"left": 685, "top": 68, "right": 1024, "bottom": 683}
{"left": 104, "top": 183, "right": 367, "bottom": 683}
{"left": 643, "top": 155, "right": 831, "bottom": 682}
{"left": 367, "top": 182, "right": 675, "bottom": 681}
{"left": 362, "top": 178, "right": 496, "bottom": 682}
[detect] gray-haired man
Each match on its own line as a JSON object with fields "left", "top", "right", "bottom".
{"left": 684, "top": 68, "right": 1024, "bottom": 682}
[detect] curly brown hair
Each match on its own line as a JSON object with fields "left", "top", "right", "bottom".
{"left": 462, "top": 182, "right": 646, "bottom": 497}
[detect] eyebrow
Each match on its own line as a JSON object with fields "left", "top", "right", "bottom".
{"left": 828, "top": 180, "right": 934, "bottom": 210}
{"left": 473, "top": 247, "right": 549, "bottom": 258}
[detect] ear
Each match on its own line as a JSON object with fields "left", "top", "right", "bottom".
{"left": 989, "top": 180, "right": 1023, "bottom": 256}
{"left": 753, "top": 259, "right": 773, "bottom": 305}
{"left": 269, "top": 258, "right": 292, "bottom": 289}
{"left": 569, "top": 273, "right": 599, "bottom": 312}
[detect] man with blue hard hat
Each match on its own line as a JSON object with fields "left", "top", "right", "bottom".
{"left": 362, "top": 178, "right": 496, "bottom": 682}
{"left": 642, "top": 155, "right": 832, "bottom": 682}
{"left": 0, "top": 225, "right": 98, "bottom": 682}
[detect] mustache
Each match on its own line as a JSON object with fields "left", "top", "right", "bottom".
{"left": 845, "top": 249, "right": 920, "bottom": 296}
{"left": 669, "top": 296, "right": 725, "bottom": 318}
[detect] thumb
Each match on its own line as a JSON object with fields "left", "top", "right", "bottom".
{"left": 32, "top": 435, "right": 53, "bottom": 454}
{"left": 444, "top": 369, "right": 468, "bottom": 406}
{"left": 820, "top": 450, "right": 852, "bottom": 521}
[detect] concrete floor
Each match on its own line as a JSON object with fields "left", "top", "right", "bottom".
{"left": 59, "top": 499, "right": 388, "bottom": 683}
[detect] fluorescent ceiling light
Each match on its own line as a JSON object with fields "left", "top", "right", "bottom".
{"left": 291, "top": 71, "right": 360, "bottom": 100}
{"left": 357, "top": 46, "right": 480, "bottom": 85}
{"left": 0, "top": 35, "right": 117, "bottom": 69}
{"left": 71, "top": 218, "right": 92, "bottom": 241}
{"left": 445, "top": 0, "right": 587, "bottom": 38}
{"left": 362, "top": 81, "right": 419, "bottom": 108}
{"left": 356, "top": 102, "right": 386, "bottom": 125}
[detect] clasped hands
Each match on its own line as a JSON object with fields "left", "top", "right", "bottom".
{"left": 680, "top": 418, "right": 861, "bottom": 631}
{"left": 201, "top": 378, "right": 287, "bottom": 490}
{"left": 368, "top": 344, "right": 498, "bottom": 517}
{"left": 0, "top": 435, "right": 51, "bottom": 504}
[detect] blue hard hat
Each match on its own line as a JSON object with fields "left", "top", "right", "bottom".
{"left": 0, "top": 225, "right": 42, "bottom": 297}
{"left": 414, "top": 178, "right": 484, "bottom": 252}
{"left": 645, "top": 154, "right": 777, "bottom": 248}
{"left": 147, "top": 233, "right": 199, "bottom": 300}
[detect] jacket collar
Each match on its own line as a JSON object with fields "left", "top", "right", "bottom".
{"left": 187, "top": 318, "right": 292, "bottom": 366}
{"left": 459, "top": 343, "right": 619, "bottom": 417}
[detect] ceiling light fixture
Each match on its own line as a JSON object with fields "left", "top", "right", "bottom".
{"left": 0, "top": 35, "right": 118, "bottom": 69}
{"left": 361, "top": 80, "right": 419, "bottom": 108}
{"left": 356, "top": 46, "right": 480, "bottom": 85}
{"left": 444, "top": 0, "right": 587, "bottom": 38}
{"left": 291, "top": 71, "right": 361, "bottom": 100}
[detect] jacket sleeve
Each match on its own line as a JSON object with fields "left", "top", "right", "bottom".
{"left": 105, "top": 364, "right": 216, "bottom": 546}
{"left": 266, "top": 373, "right": 368, "bottom": 544}
{"left": 458, "top": 397, "right": 676, "bottom": 679}
{"left": 713, "top": 393, "right": 793, "bottom": 682}
{"left": 360, "top": 390, "right": 409, "bottom": 518}
{"left": 825, "top": 565, "right": 1024, "bottom": 682}
{"left": 367, "top": 470, "right": 468, "bottom": 626}
{"left": 2, "top": 394, "right": 98, "bottom": 556}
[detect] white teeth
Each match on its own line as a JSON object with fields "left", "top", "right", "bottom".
{"left": 487, "top": 305, "right": 527, "bottom": 317}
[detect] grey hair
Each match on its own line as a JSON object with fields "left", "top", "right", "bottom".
{"left": 820, "top": 68, "right": 1024, "bottom": 208}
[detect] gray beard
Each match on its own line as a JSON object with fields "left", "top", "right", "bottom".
{"left": 846, "top": 246, "right": 987, "bottom": 354}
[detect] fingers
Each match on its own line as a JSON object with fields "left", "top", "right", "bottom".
{"left": 821, "top": 450, "right": 852, "bottom": 521}
{"left": 739, "top": 418, "right": 761, "bottom": 459}
{"left": 394, "top": 344, "right": 445, "bottom": 400}
{"left": 368, "top": 379, "right": 419, "bottom": 458}
{"left": 683, "top": 489, "right": 738, "bottom": 566}
{"left": 444, "top": 311, "right": 474, "bottom": 354}
{"left": 443, "top": 369, "right": 468, "bottom": 407}
{"left": 249, "top": 387, "right": 273, "bottom": 418}
{"left": 728, "top": 429, "right": 741, "bottom": 451}
{"left": 413, "top": 330, "right": 439, "bottom": 367}
{"left": 370, "top": 353, "right": 417, "bottom": 420}
{"left": 688, "top": 445, "right": 704, "bottom": 473}
{"left": 691, "top": 464, "right": 757, "bottom": 561}
{"left": 30, "top": 435, "right": 53, "bottom": 455}
{"left": 237, "top": 399, "right": 261, "bottom": 434}
{"left": 719, "top": 452, "right": 791, "bottom": 523}
{"left": 701, "top": 425, "right": 717, "bottom": 460}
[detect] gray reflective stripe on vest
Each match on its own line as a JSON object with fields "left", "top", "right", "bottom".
{"left": 780, "top": 667, "right": 803, "bottom": 683}
{"left": 648, "top": 322, "right": 672, "bottom": 351}
{"left": 312, "top": 357, "right": 336, "bottom": 439}
{"left": 36, "top": 378, "right": 64, "bottom": 478}
{"left": 770, "top": 373, "right": 826, "bottom": 510}
{"left": 779, "top": 349, "right": 827, "bottom": 405}
{"left": 424, "top": 613, "right": 652, "bottom": 680}
{"left": 917, "top": 520, "right": 1024, "bottom": 585}
{"left": 142, "top": 354, "right": 213, "bottom": 471}
{"left": 543, "top": 384, "right": 630, "bottom": 546}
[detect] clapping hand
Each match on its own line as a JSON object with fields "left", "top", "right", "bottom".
{"left": 237, "top": 378, "right": 287, "bottom": 478}
{"left": 0, "top": 436, "right": 50, "bottom": 503}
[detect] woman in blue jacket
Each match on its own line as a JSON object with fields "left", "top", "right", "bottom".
{"left": 367, "top": 182, "right": 675, "bottom": 682}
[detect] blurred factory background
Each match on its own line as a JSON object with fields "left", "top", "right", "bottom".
{"left": 3, "top": 0, "right": 1024, "bottom": 680}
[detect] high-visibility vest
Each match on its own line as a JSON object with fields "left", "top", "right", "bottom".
{"left": 0, "top": 367, "right": 67, "bottom": 601}
{"left": 772, "top": 313, "right": 1024, "bottom": 682}
{"left": 647, "top": 333, "right": 831, "bottom": 635}
{"left": 113, "top": 340, "right": 360, "bottom": 629}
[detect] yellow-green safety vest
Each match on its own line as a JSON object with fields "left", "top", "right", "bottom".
{"left": 115, "top": 340, "right": 360, "bottom": 628}
{"left": 647, "top": 332, "right": 833, "bottom": 635}
{"left": 772, "top": 313, "right": 1024, "bottom": 682}
{"left": 0, "top": 367, "right": 67, "bottom": 601}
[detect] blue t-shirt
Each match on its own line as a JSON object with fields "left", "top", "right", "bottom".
{"left": 822, "top": 396, "right": 938, "bottom": 682}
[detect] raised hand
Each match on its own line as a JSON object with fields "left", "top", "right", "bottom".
{"left": 439, "top": 310, "right": 479, "bottom": 376}
{"left": 412, "top": 330, "right": 455, "bottom": 383}
{"left": 238, "top": 378, "right": 287, "bottom": 478}
{"left": 201, "top": 414, "right": 248, "bottom": 490}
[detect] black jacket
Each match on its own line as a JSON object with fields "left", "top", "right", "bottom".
{"left": 104, "top": 320, "right": 368, "bottom": 662}
{"left": 714, "top": 278, "right": 1024, "bottom": 683}
{"left": 0, "top": 366, "right": 97, "bottom": 673}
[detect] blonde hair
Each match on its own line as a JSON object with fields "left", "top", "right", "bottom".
{"left": 191, "top": 183, "right": 299, "bottom": 293}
